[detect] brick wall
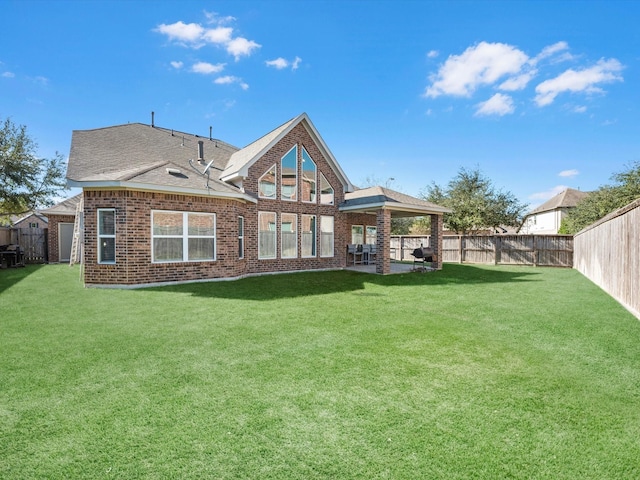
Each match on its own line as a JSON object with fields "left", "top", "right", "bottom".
{"left": 81, "top": 124, "right": 354, "bottom": 286}
{"left": 47, "top": 214, "right": 75, "bottom": 263}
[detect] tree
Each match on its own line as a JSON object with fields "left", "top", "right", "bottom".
{"left": 420, "top": 167, "right": 527, "bottom": 235}
{"left": 0, "top": 117, "right": 66, "bottom": 218}
{"left": 559, "top": 161, "right": 640, "bottom": 234}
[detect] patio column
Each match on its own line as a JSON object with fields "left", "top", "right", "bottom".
{"left": 376, "top": 209, "right": 391, "bottom": 274}
{"left": 430, "top": 213, "right": 444, "bottom": 270}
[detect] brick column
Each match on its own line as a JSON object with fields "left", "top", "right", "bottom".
{"left": 430, "top": 213, "right": 444, "bottom": 270}
{"left": 376, "top": 209, "right": 391, "bottom": 274}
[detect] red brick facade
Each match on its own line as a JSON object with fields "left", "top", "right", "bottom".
{"left": 81, "top": 124, "right": 359, "bottom": 286}
{"left": 47, "top": 214, "right": 75, "bottom": 263}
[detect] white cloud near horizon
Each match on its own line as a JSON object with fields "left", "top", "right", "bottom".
{"left": 529, "top": 185, "right": 569, "bottom": 201}
{"left": 475, "top": 93, "right": 515, "bottom": 116}
{"left": 534, "top": 58, "right": 624, "bottom": 106}
{"left": 559, "top": 169, "right": 579, "bottom": 178}
{"left": 170, "top": 61, "right": 183, "bottom": 69}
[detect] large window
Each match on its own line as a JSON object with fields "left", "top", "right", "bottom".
{"left": 281, "top": 213, "right": 297, "bottom": 258}
{"left": 351, "top": 225, "right": 364, "bottom": 244}
{"left": 320, "top": 172, "right": 334, "bottom": 205}
{"left": 152, "top": 211, "right": 216, "bottom": 263}
{"left": 259, "top": 164, "right": 277, "bottom": 199}
{"left": 238, "top": 216, "right": 245, "bottom": 259}
{"left": 258, "top": 211, "right": 277, "bottom": 259}
{"left": 301, "top": 147, "right": 317, "bottom": 203}
{"left": 281, "top": 145, "right": 298, "bottom": 201}
{"left": 301, "top": 214, "right": 316, "bottom": 257}
{"left": 320, "top": 216, "right": 334, "bottom": 257}
{"left": 97, "top": 209, "right": 116, "bottom": 264}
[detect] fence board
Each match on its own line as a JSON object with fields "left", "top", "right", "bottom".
{"left": 390, "top": 234, "right": 573, "bottom": 267}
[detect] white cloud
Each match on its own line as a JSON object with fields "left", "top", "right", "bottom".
{"left": 427, "top": 50, "right": 439, "bottom": 59}
{"left": 424, "top": 42, "right": 529, "bottom": 98}
{"left": 572, "top": 105, "right": 587, "bottom": 113}
{"left": 202, "top": 26, "right": 233, "bottom": 44}
{"left": 226, "top": 37, "right": 261, "bottom": 60}
{"left": 475, "top": 93, "right": 515, "bottom": 116}
{"left": 266, "top": 56, "right": 302, "bottom": 70}
{"left": 531, "top": 41, "right": 570, "bottom": 66}
{"left": 155, "top": 21, "right": 204, "bottom": 46}
{"left": 534, "top": 58, "right": 623, "bottom": 106}
{"left": 191, "top": 61, "right": 225, "bottom": 74}
{"left": 214, "top": 75, "right": 249, "bottom": 90}
{"left": 1, "top": 71, "right": 15, "bottom": 78}
{"left": 265, "top": 57, "right": 288, "bottom": 69}
{"left": 170, "top": 61, "right": 183, "bottom": 69}
{"left": 559, "top": 169, "right": 579, "bottom": 178}
{"left": 499, "top": 69, "right": 537, "bottom": 91}
{"left": 529, "top": 185, "right": 568, "bottom": 201}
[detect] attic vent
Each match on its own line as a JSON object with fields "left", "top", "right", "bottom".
{"left": 197, "top": 140, "right": 204, "bottom": 163}
{"left": 166, "top": 167, "right": 182, "bottom": 175}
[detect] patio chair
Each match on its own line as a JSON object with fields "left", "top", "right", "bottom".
{"left": 347, "top": 244, "right": 364, "bottom": 265}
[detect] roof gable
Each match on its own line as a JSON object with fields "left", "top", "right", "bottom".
{"left": 221, "top": 113, "right": 354, "bottom": 192}
{"left": 341, "top": 186, "right": 451, "bottom": 216}
{"left": 529, "top": 188, "right": 590, "bottom": 215}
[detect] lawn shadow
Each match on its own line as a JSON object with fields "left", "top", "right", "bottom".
{"left": 0, "top": 264, "right": 45, "bottom": 295}
{"left": 142, "top": 263, "right": 544, "bottom": 301}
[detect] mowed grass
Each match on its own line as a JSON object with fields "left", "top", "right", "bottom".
{"left": 1, "top": 264, "right": 639, "bottom": 479}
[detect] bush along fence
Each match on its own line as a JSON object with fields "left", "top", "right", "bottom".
{"left": 573, "top": 198, "right": 640, "bottom": 319}
{"left": 391, "top": 234, "right": 574, "bottom": 267}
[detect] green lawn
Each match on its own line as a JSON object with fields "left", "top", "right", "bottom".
{"left": 1, "top": 264, "right": 639, "bottom": 479}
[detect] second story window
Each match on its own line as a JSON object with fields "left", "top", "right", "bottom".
{"left": 281, "top": 145, "right": 298, "bottom": 201}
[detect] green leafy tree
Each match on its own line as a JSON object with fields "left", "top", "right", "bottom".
{"left": 559, "top": 161, "right": 640, "bottom": 234}
{"left": 421, "top": 167, "right": 527, "bottom": 235}
{"left": 0, "top": 117, "right": 66, "bottom": 218}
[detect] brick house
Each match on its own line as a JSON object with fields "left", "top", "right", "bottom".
{"left": 66, "top": 113, "right": 449, "bottom": 287}
{"left": 40, "top": 194, "right": 82, "bottom": 263}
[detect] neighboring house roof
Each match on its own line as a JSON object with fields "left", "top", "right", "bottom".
{"left": 10, "top": 211, "right": 48, "bottom": 226}
{"left": 221, "top": 113, "right": 354, "bottom": 192}
{"left": 528, "top": 188, "right": 590, "bottom": 215}
{"left": 40, "top": 194, "right": 82, "bottom": 216}
{"left": 341, "top": 186, "right": 451, "bottom": 216}
{"left": 66, "top": 113, "right": 354, "bottom": 201}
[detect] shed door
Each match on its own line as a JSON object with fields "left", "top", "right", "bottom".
{"left": 59, "top": 223, "right": 74, "bottom": 262}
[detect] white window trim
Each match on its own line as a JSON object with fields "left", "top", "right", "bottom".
{"left": 351, "top": 225, "right": 364, "bottom": 245}
{"left": 320, "top": 172, "right": 334, "bottom": 205}
{"left": 258, "top": 164, "right": 277, "bottom": 200}
{"left": 238, "top": 216, "right": 245, "bottom": 260}
{"left": 151, "top": 210, "right": 216, "bottom": 263}
{"left": 281, "top": 213, "right": 298, "bottom": 259}
{"left": 320, "top": 215, "right": 334, "bottom": 258}
{"left": 97, "top": 208, "right": 116, "bottom": 265}
{"left": 366, "top": 225, "right": 377, "bottom": 245}
{"left": 301, "top": 214, "right": 317, "bottom": 258}
{"left": 301, "top": 146, "right": 317, "bottom": 204}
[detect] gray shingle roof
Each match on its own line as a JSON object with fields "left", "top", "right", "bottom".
{"left": 341, "top": 186, "right": 451, "bottom": 216}
{"left": 40, "top": 194, "right": 82, "bottom": 216}
{"left": 529, "top": 188, "right": 590, "bottom": 214}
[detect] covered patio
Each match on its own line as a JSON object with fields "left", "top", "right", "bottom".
{"left": 340, "top": 186, "right": 451, "bottom": 274}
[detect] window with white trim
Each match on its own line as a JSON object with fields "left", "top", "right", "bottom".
{"left": 301, "top": 147, "right": 317, "bottom": 203}
{"left": 97, "top": 209, "right": 116, "bottom": 264}
{"left": 259, "top": 164, "right": 277, "bottom": 199}
{"left": 281, "top": 213, "right": 297, "bottom": 258}
{"left": 301, "top": 214, "right": 316, "bottom": 258}
{"left": 238, "top": 216, "right": 245, "bottom": 259}
{"left": 320, "top": 172, "right": 334, "bottom": 205}
{"left": 152, "top": 211, "right": 216, "bottom": 263}
{"left": 281, "top": 145, "right": 298, "bottom": 201}
{"left": 366, "top": 225, "right": 377, "bottom": 244}
{"left": 320, "top": 216, "right": 334, "bottom": 257}
{"left": 258, "top": 211, "right": 277, "bottom": 259}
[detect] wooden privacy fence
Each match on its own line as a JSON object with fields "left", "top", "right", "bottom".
{"left": 0, "top": 227, "right": 48, "bottom": 263}
{"left": 573, "top": 198, "right": 640, "bottom": 319}
{"left": 391, "top": 234, "right": 573, "bottom": 267}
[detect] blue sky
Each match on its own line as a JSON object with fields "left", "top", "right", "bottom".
{"left": 2, "top": 0, "right": 638, "bottom": 209}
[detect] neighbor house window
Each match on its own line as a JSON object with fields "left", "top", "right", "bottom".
{"left": 301, "top": 147, "right": 317, "bottom": 203}
{"left": 320, "top": 172, "right": 334, "bottom": 205}
{"left": 320, "top": 216, "right": 334, "bottom": 257}
{"left": 351, "top": 225, "right": 364, "bottom": 244}
{"left": 259, "top": 164, "right": 277, "bottom": 199}
{"left": 29, "top": 222, "right": 39, "bottom": 228}
{"left": 366, "top": 225, "right": 377, "bottom": 244}
{"left": 152, "top": 211, "right": 216, "bottom": 263}
{"left": 281, "top": 213, "right": 297, "bottom": 259}
{"left": 238, "top": 216, "right": 245, "bottom": 259}
{"left": 281, "top": 145, "right": 298, "bottom": 201}
{"left": 258, "top": 211, "right": 277, "bottom": 259}
{"left": 301, "top": 214, "right": 316, "bottom": 257}
{"left": 97, "top": 209, "right": 116, "bottom": 264}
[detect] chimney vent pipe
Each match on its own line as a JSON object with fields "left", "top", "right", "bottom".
{"left": 197, "top": 140, "right": 204, "bottom": 163}
{"left": 151, "top": 111, "right": 155, "bottom": 127}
